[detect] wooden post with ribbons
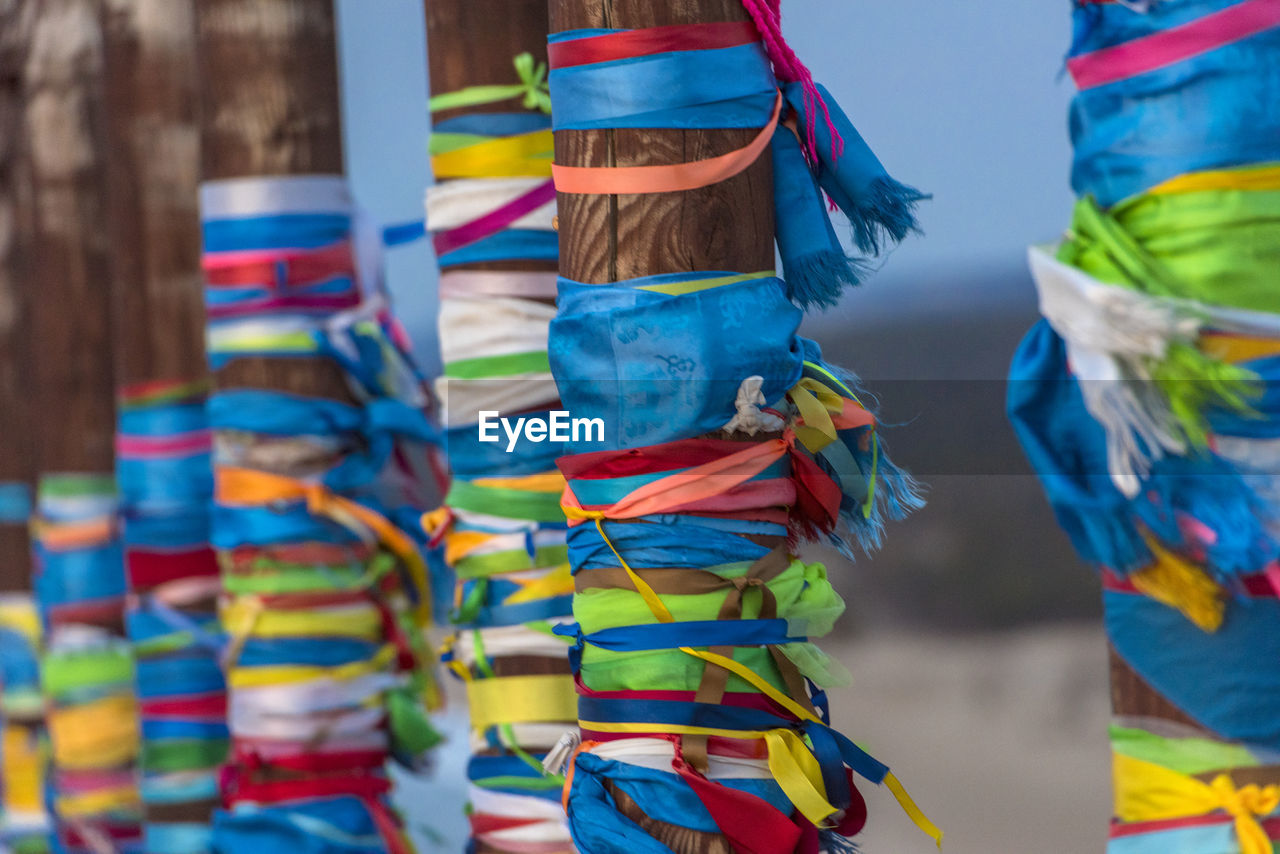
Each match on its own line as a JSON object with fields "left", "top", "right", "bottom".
{"left": 101, "top": 0, "right": 226, "bottom": 845}
{"left": 14, "top": 1, "right": 144, "bottom": 849}
{"left": 423, "top": 2, "right": 580, "bottom": 851}
{"left": 1006, "top": 5, "right": 1280, "bottom": 853}
{"left": 549, "top": 2, "right": 773, "bottom": 853}
{"left": 195, "top": 0, "right": 352, "bottom": 404}
{"left": 194, "top": 2, "right": 435, "bottom": 850}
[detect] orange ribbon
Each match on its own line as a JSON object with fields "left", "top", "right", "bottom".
{"left": 551, "top": 92, "right": 782, "bottom": 195}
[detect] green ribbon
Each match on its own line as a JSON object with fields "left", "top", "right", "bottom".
{"left": 428, "top": 52, "right": 551, "bottom": 115}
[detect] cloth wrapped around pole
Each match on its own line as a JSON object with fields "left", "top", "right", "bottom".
{"left": 201, "top": 175, "right": 439, "bottom": 854}
{"left": 545, "top": 10, "right": 939, "bottom": 852}
{"left": 0, "top": 589, "right": 52, "bottom": 853}
{"left": 423, "top": 50, "right": 579, "bottom": 854}
{"left": 32, "top": 474, "right": 143, "bottom": 853}
{"left": 118, "top": 381, "right": 226, "bottom": 854}
{"left": 1007, "top": 2, "right": 1280, "bottom": 851}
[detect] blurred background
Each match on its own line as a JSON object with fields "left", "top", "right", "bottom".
{"left": 338, "top": 1, "right": 1111, "bottom": 851}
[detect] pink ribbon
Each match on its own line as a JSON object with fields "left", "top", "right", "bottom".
{"left": 1068, "top": 0, "right": 1280, "bottom": 90}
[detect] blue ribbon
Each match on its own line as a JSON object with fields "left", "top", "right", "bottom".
{"left": 550, "top": 273, "right": 803, "bottom": 452}
{"left": 209, "top": 390, "right": 438, "bottom": 493}
{"left": 567, "top": 517, "right": 777, "bottom": 572}
{"left": 202, "top": 213, "right": 351, "bottom": 254}
{"left": 0, "top": 481, "right": 31, "bottom": 523}
{"left": 436, "top": 229, "right": 558, "bottom": 268}
{"left": 1068, "top": 0, "right": 1280, "bottom": 206}
{"left": 555, "top": 619, "right": 804, "bottom": 659}
{"left": 549, "top": 41, "right": 775, "bottom": 130}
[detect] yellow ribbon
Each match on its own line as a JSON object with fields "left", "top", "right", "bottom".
{"left": 48, "top": 695, "right": 139, "bottom": 770}
{"left": 1129, "top": 538, "right": 1224, "bottom": 632}
{"left": 2, "top": 725, "right": 44, "bottom": 813}
{"left": 58, "top": 784, "right": 141, "bottom": 818}
{"left": 1200, "top": 332, "right": 1280, "bottom": 365}
{"left": 1114, "top": 753, "right": 1280, "bottom": 854}
{"left": 467, "top": 673, "right": 578, "bottom": 733}
{"left": 470, "top": 472, "right": 565, "bottom": 493}
{"left": 228, "top": 644, "right": 398, "bottom": 689}
{"left": 221, "top": 597, "right": 384, "bottom": 640}
{"left": 792, "top": 363, "right": 880, "bottom": 518}
{"left": 503, "top": 563, "right": 574, "bottom": 606}
{"left": 430, "top": 130, "right": 554, "bottom": 179}
{"left": 789, "top": 378, "right": 844, "bottom": 452}
{"left": 1150, "top": 163, "right": 1280, "bottom": 195}
{"left": 0, "top": 601, "right": 41, "bottom": 647}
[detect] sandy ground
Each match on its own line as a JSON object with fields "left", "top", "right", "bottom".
{"left": 399, "top": 624, "right": 1113, "bottom": 853}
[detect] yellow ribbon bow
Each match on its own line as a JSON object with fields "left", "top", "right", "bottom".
{"left": 1114, "top": 753, "right": 1280, "bottom": 854}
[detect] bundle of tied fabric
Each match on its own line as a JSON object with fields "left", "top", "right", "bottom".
{"left": 200, "top": 175, "right": 440, "bottom": 853}
{"left": 421, "top": 52, "right": 580, "bottom": 854}
{"left": 118, "top": 380, "right": 226, "bottom": 854}
{"left": 0, "top": 588, "right": 52, "bottom": 853}
{"left": 543, "top": 7, "right": 942, "bottom": 852}
{"left": 1007, "top": 1, "right": 1280, "bottom": 851}
{"left": 31, "top": 474, "right": 143, "bottom": 853}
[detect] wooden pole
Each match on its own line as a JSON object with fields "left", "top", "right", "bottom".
{"left": 16, "top": 4, "right": 142, "bottom": 849}
{"left": 195, "top": 0, "right": 352, "bottom": 404}
{"left": 102, "top": 0, "right": 205, "bottom": 388}
{"left": 195, "top": 6, "right": 430, "bottom": 850}
{"left": 549, "top": 1, "right": 774, "bottom": 286}
{"left": 0, "top": 2, "right": 33, "bottom": 593}
{"left": 21, "top": 0, "right": 116, "bottom": 478}
{"left": 548, "top": 2, "right": 773, "bottom": 852}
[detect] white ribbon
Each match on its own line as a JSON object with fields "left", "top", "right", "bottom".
{"left": 426, "top": 178, "right": 556, "bottom": 234}
{"left": 1030, "top": 246, "right": 1197, "bottom": 495}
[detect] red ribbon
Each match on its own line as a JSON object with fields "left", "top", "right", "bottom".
{"left": 548, "top": 20, "right": 760, "bottom": 69}
{"left": 127, "top": 546, "right": 219, "bottom": 591}
{"left": 222, "top": 751, "right": 413, "bottom": 854}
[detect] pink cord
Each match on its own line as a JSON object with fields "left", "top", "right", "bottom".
{"left": 739, "top": 0, "right": 844, "bottom": 163}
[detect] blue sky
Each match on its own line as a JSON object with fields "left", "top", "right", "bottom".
{"left": 335, "top": 0, "right": 1077, "bottom": 361}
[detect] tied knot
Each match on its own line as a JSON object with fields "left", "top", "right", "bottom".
{"left": 1209, "top": 774, "right": 1280, "bottom": 854}
{"left": 512, "top": 52, "right": 551, "bottom": 114}
{"left": 731, "top": 575, "right": 766, "bottom": 592}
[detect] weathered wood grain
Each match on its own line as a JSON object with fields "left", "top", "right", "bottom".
{"left": 102, "top": 0, "right": 206, "bottom": 386}
{"left": 21, "top": 0, "right": 117, "bottom": 475}
{"left": 195, "top": 0, "right": 353, "bottom": 405}
{"left": 0, "top": 0, "right": 33, "bottom": 591}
